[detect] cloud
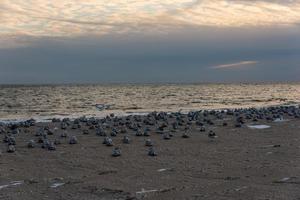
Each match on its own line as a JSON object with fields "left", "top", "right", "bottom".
{"left": 212, "top": 61, "right": 258, "bottom": 69}
{"left": 1, "top": 0, "right": 300, "bottom": 48}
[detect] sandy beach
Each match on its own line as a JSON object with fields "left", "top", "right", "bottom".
{"left": 0, "top": 108, "right": 300, "bottom": 200}
{"left": 2, "top": 0, "right": 300, "bottom": 199}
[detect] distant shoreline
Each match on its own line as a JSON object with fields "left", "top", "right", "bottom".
{"left": 1, "top": 103, "right": 299, "bottom": 124}
{"left": 1, "top": 81, "right": 300, "bottom": 87}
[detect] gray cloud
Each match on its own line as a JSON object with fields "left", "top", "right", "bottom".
{"left": 0, "top": 26, "right": 299, "bottom": 84}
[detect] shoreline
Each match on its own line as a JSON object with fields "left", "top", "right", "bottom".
{"left": 1, "top": 103, "right": 299, "bottom": 124}
{"left": 1, "top": 81, "right": 300, "bottom": 87}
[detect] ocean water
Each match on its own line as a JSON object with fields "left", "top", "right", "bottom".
{"left": 0, "top": 83, "right": 299, "bottom": 122}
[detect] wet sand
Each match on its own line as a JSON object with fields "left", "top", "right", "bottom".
{"left": 0, "top": 115, "right": 300, "bottom": 199}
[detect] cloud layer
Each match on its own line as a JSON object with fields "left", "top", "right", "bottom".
{"left": 1, "top": 0, "right": 300, "bottom": 47}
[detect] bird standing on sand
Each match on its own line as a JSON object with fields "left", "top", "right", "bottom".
{"left": 135, "top": 129, "right": 143, "bottom": 136}
{"left": 96, "top": 128, "right": 106, "bottom": 136}
{"left": 60, "top": 131, "right": 68, "bottom": 138}
{"left": 123, "top": 135, "right": 130, "bottom": 144}
{"left": 145, "top": 138, "right": 153, "bottom": 146}
{"left": 112, "top": 147, "right": 121, "bottom": 157}
{"left": 182, "top": 132, "right": 190, "bottom": 138}
{"left": 163, "top": 133, "right": 171, "bottom": 140}
{"left": 200, "top": 126, "right": 206, "bottom": 132}
{"left": 82, "top": 129, "right": 89, "bottom": 135}
{"left": 143, "top": 127, "right": 151, "bottom": 136}
{"left": 110, "top": 130, "right": 117, "bottom": 137}
{"left": 69, "top": 136, "right": 78, "bottom": 144}
{"left": 208, "top": 130, "right": 217, "bottom": 138}
{"left": 148, "top": 147, "right": 157, "bottom": 156}
{"left": 103, "top": 137, "right": 113, "bottom": 146}
{"left": 7, "top": 145, "right": 15, "bottom": 153}
{"left": 48, "top": 142, "right": 56, "bottom": 151}
{"left": 27, "top": 140, "right": 36, "bottom": 148}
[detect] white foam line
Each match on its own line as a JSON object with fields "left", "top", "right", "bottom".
{"left": 1, "top": 104, "right": 299, "bottom": 124}
{"left": 0, "top": 112, "right": 150, "bottom": 124}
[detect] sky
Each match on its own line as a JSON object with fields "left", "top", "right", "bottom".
{"left": 0, "top": 0, "right": 300, "bottom": 84}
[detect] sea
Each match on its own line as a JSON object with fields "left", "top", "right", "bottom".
{"left": 0, "top": 83, "right": 299, "bottom": 122}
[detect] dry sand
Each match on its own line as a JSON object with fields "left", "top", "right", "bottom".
{"left": 0, "top": 117, "right": 300, "bottom": 200}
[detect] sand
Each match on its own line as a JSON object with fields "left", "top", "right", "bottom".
{"left": 0, "top": 116, "right": 300, "bottom": 200}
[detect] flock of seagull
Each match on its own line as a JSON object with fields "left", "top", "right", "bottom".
{"left": 1, "top": 105, "right": 299, "bottom": 157}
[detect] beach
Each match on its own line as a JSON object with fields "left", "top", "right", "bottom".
{"left": 2, "top": 0, "right": 300, "bottom": 199}
{"left": 1, "top": 108, "right": 300, "bottom": 200}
